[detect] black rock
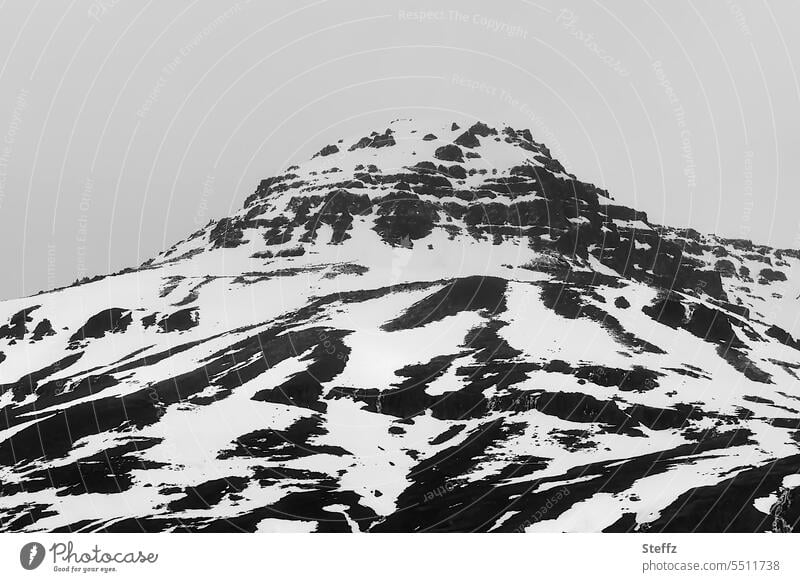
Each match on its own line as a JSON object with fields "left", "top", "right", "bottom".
{"left": 434, "top": 144, "right": 464, "bottom": 163}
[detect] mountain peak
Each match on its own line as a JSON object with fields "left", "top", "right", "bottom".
{"left": 156, "top": 118, "right": 618, "bottom": 270}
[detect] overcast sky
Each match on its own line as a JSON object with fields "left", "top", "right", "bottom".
{"left": 0, "top": 0, "right": 798, "bottom": 299}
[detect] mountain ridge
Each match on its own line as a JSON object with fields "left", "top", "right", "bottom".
{"left": 2, "top": 117, "right": 800, "bottom": 533}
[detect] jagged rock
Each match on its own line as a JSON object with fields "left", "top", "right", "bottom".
{"left": 759, "top": 268, "right": 787, "bottom": 283}
{"left": 275, "top": 246, "right": 306, "bottom": 257}
{"left": 0, "top": 306, "right": 39, "bottom": 340}
{"left": 447, "top": 165, "right": 467, "bottom": 179}
{"left": 715, "top": 259, "right": 737, "bottom": 277}
{"left": 209, "top": 217, "right": 246, "bottom": 248}
{"left": 434, "top": 144, "right": 464, "bottom": 162}
{"left": 31, "top": 319, "right": 56, "bottom": 341}
{"left": 454, "top": 131, "right": 480, "bottom": 148}
{"left": 70, "top": 308, "right": 132, "bottom": 342}
{"left": 314, "top": 144, "right": 339, "bottom": 158}
{"left": 373, "top": 192, "right": 439, "bottom": 244}
{"left": 467, "top": 122, "right": 497, "bottom": 137}
{"left": 348, "top": 129, "right": 395, "bottom": 151}
{"left": 158, "top": 308, "right": 199, "bottom": 333}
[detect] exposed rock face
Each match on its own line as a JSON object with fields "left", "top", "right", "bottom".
{"left": 157, "top": 308, "right": 199, "bottom": 333}
{"left": 373, "top": 192, "right": 439, "bottom": 245}
{"left": 0, "top": 306, "right": 40, "bottom": 341}
{"left": 454, "top": 131, "right": 480, "bottom": 148}
{"left": 454, "top": 121, "right": 498, "bottom": 149}
{"left": 760, "top": 268, "right": 787, "bottom": 283}
{"left": 69, "top": 308, "right": 132, "bottom": 343}
{"left": 31, "top": 319, "right": 56, "bottom": 341}
{"left": 434, "top": 144, "right": 464, "bottom": 162}
{"left": 348, "top": 128, "right": 395, "bottom": 151}
{"left": 2, "top": 118, "right": 800, "bottom": 534}
{"left": 314, "top": 144, "right": 339, "bottom": 158}
{"left": 208, "top": 217, "right": 246, "bottom": 248}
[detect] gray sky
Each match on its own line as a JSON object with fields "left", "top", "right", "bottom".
{"left": 0, "top": 0, "right": 798, "bottom": 299}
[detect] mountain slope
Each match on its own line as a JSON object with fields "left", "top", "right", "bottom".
{"left": 2, "top": 118, "right": 800, "bottom": 533}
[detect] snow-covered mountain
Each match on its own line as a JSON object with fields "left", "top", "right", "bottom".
{"left": 2, "top": 118, "right": 800, "bottom": 532}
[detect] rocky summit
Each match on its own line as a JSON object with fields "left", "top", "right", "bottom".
{"left": 2, "top": 118, "right": 800, "bottom": 532}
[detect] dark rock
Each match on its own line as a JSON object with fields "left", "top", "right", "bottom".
{"left": 0, "top": 306, "right": 40, "bottom": 340}
{"left": 412, "top": 161, "right": 438, "bottom": 172}
{"left": 605, "top": 205, "right": 649, "bottom": 223}
{"left": 766, "top": 325, "right": 800, "bottom": 351}
{"left": 574, "top": 365, "right": 662, "bottom": 392}
{"left": 158, "top": 308, "right": 199, "bottom": 333}
{"left": 759, "top": 268, "right": 787, "bottom": 283}
{"left": 349, "top": 137, "right": 373, "bottom": 150}
{"left": 209, "top": 217, "right": 246, "bottom": 248}
{"left": 643, "top": 292, "right": 687, "bottom": 328}
{"left": 30, "top": 319, "right": 56, "bottom": 341}
{"left": 434, "top": 144, "right": 464, "bottom": 163}
{"left": 447, "top": 165, "right": 467, "bottom": 179}
{"left": 383, "top": 276, "right": 507, "bottom": 331}
{"left": 534, "top": 155, "right": 566, "bottom": 174}
{"left": 348, "top": 129, "right": 395, "bottom": 151}
{"left": 467, "top": 122, "right": 497, "bottom": 137}
{"left": 625, "top": 403, "right": 700, "bottom": 431}
{"left": 686, "top": 305, "right": 744, "bottom": 347}
{"left": 70, "top": 308, "right": 132, "bottom": 342}
{"left": 614, "top": 296, "right": 631, "bottom": 309}
{"left": 314, "top": 144, "right": 339, "bottom": 157}
{"left": 715, "top": 259, "right": 737, "bottom": 277}
{"left": 454, "top": 132, "right": 480, "bottom": 148}
{"left": 168, "top": 477, "right": 248, "bottom": 511}
{"left": 534, "top": 391, "right": 629, "bottom": 427}
{"left": 276, "top": 246, "right": 306, "bottom": 258}
{"left": 373, "top": 193, "right": 440, "bottom": 245}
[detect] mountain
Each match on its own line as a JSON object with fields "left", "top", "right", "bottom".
{"left": 2, "top": 118, "right": 800, "bottom": 533}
